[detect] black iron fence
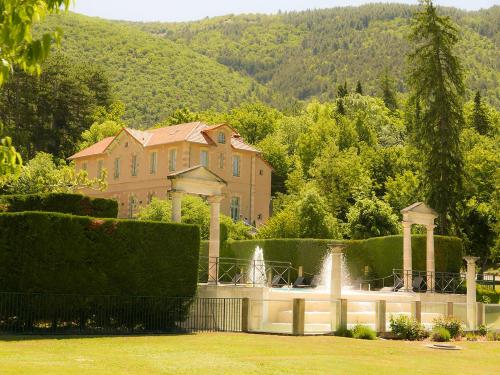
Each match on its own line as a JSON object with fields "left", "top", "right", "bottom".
{"left": 392, "top": 269, "right": 466, "bottom": 293}
{"left": 198, "top": 256, "right": 293, "bottom": 287}
{"left": 0, "top": 292, "right": 242, "bottom": 335}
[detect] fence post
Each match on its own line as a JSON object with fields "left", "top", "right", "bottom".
{"left": 412, "top": 301, "right": 421, "bottom": 323}
{"left": 241, "top": 298, "right": 250, "bottom": 332}
{"left": 376, "top": 300, "right": 386, "bottom": 333}
{"left": 292, "top": 298, "right": 305, "bottom": 336}
{"left": 298, "top": 266, "right": 303, "bottom": 277}
{"left": 476, "top": 302, "right": 484, "bottom": 327}
{"left": 447, "top": 302, "right": 454, "bottom": 317}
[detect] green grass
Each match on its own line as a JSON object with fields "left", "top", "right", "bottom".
{"left": 0, "top": 333, "right": 499, "bottom": 374}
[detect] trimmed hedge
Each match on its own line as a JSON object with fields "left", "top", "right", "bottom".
{"left": 0, "top": 193, "right": 118, "bottom": 218}
{"left": 213, "top": 235, "right": 463, "bottom": 281}
{"left": 0, "top": 211, "right": 200, "bottom": 297}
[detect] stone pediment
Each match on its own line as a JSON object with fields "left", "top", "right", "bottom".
{"left": 401, "top": 202, "right": 437, "bottom": 226}
{"left": 167, "top": 165, "right": 226, "bottom": 196}
{"left": 401, "top": 202, "right": 438, "bottom": 216}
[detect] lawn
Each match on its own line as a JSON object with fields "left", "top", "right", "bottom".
{"left": 0, "top": 333, "right": 499, "bottom": 375}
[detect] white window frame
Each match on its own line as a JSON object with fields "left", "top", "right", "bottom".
{"left": 169, "top": 149, "right": 177, "bottom": 172}
{"left": 230, "top": 196, "right": 240, "bottom": 221}
{"left": 131, "top": 154, "right": 138, "bottom": 176}
{"left": 200, "top": 149, "right": 209, "bottom": 167}
{"left": 232, "top": 155, "right": 241, "bottom": 177}
{"left": 218, "top": 131, "right": 226, "bottom": 144}
{"left": 150, "top": 151, "right": 157, "bottom": 174}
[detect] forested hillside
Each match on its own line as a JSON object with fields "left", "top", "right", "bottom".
{"left": 36, "top": 4, "right": 499, "bottom": 127}
{"left": 39, "top": 13, "right": 268, "bottom": 126}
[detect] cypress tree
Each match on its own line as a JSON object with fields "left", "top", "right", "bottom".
{"left": 355, "top": 81, "right": 363, "bottom": 95}
{"left": 407, "top": 0, "right": 465, "bottom": 234}
{"left": 380, "top": 72, "right": 398, "bottom": 111}
{"left": 472, "top": 91, "right": 490, "bottom": 135}
{"left": 337, "top": 81, "right": 348, "bottom": 98}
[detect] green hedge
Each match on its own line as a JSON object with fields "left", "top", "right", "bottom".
{"left": 214, "top": 236, "right": 463, "bottom": 281}
{"left": 0, "top": 211, "right": 200, "bottom": 297}
{"left": 0, "top": 193, "right": 118, "bottom": 218}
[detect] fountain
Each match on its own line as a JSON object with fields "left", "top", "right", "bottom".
{"left": 248, "top": 246, "right": 267, "bottom": 285}
{"left": 319, "top": 251, "right": 352, "bottom": 291}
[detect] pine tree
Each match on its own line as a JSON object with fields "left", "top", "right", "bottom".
{"left": 472, "top": 91, "right": 490, "bottom": 135}
{"left": 380, "top": 72, "right": 398, "bottom": 111}
{"left": 337, "top": 81, "right": 348, "bottom": 98}
{"left": 407, "top": 0, "right": 465, "bottom": 234}
{"left": 355, "top": 81, "right": 363, "bottom": 95}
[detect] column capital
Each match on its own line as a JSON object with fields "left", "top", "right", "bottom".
{"left": 426, "top": 224, "right": 436, "bottom": 231}
{"left": 207, "top": 195, "right": 223, "bottom": 204}
{"left": 463, "top": 256, "right": 479, "bottom": 265}
{"left": 171, "top": 190, "right": 185, "bottom": 198}
{"left": 402, "top": 221, "right": 412, "bottom": 229}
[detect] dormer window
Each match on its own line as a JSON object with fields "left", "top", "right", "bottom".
{"left": 218, "top": 132, "right": 226, "bottom": 144}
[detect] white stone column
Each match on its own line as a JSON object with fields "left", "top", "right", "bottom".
{"left": 171, "top": 191, "right": 184, "bottom": 223}
{"left": 426, "top": 224, "right": 436, "bottom": 292}
{"left": 329, "top": 244, "right": 345, "bottom": 299}
{"left": 402, "top": 221, "right": 413, "bottom": 290}
{"left": 208, "top": 195, "right": 223, "bottom": 283}
{"left": 464, "top": 256, "right": 479, "bottom": 330}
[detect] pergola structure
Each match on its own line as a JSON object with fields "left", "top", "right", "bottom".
{"left": 401, "top": 202, "right": 438, "bottom": 291}
{"left": 167, "top": 166, "right": 226, "bottom": 282}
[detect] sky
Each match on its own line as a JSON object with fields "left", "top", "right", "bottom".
{"left": 73, "top": 0, "right": 499, "bottom": 22}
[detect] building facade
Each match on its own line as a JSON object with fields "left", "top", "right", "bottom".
{"left": 69, "top": 122, "right": 272, "bottom": 226}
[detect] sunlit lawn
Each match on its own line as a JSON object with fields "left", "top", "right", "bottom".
{"left": 0, "top": 333, "right": 499, "bottom": 375}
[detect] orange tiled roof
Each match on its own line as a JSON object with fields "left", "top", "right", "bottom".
{"left": 68, "top": 122, "right": 260, "bottom": 160}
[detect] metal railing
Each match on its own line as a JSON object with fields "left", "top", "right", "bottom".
{"left": 0, "top": 292, "right": 242, "bottom": 335}
{"left": 392, "top": 269, "right": 466, "bottom": 293}
{"left": 198, "top": 256, "right": 293, "bottom": 287}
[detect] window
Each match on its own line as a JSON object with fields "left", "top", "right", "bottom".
{"left": 218, "top": 132, "right": 226, "bottom": 144}
{"left": 82, "top": 162, "right": 88, "bottom": 172}
{"left": 147, "top": 192, "right": 155, "bottom": 204}
{"left": 200, "top": 150, "right": 209, "bottom": 167}
{"left": 97, "top": 160, "right": 104, "bottom": 178}
{"left": 232, "top": 155, "right": 240, "bottom": 177}
{"left": 131, "top": 155, "right": 138, "bottom": 176}
{"left": 168, "top": 149, "right": 177, "bottom": 172}
{"left": 230, "top": 197, "right": 240, "bottom": 221}
{"left": 127, "top": 196, "right": 136, "bottom": 218}
{"left": 259, "top": 169, "right": 263, "bottom": 176}
{"left": 114, "top": 158, "right": 120, "bottom": 179}
{"left": 150, "top": 152, "right": 157, "bottom": 174}
{"left": 219, "top": 153, "right": 224, "bottom": 169}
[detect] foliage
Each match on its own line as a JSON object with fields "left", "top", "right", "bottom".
{"left": 0, "top": 53, "right": 113, "bottom": 159}
{"left": 465, "top": 333, "right": 478, "bottom": 341}
{"left": 407, "top": 0, "right": 465, "bottom": 234}
{"left": 471, "top": 91, "right": 491, "bottom": 135}
{"left": 334, "top": 327, "right": 353, "bottom": 338}
{"left": 346, "top": 196, "right": 399, "bottom": 239}
{"left": 383, "top": 170, "right": 423, "bottom": 214}
{"left": 431, "top": 327, "right": 451, "bottom": 342}
{"left": 78, "top": 120, "right": 123, "bottom": 151}
{"left": 352, "top": 325, "right": 377, "bottom": 340}
{"left": 0, "top": 0, "right": 69, "bottom": 85}
{"left": 486, "top": 331, "right": 500, "bottom": 341}
{"left": 476, "top": 285, "right": 500, "bottom": 304}
{"left": 0, "top": 133, "right": 22, "bottom": 183}
{"left": 0, "top": 152, "right": 106, "bottom": 194}
{"left": 0, "top": 211, "right": 200, "bottom": 297}
{"left": 137, "top": 197, "right": 251, "bottom": 240}
{"left": 477, "top": 324, "right": 488, "bottom": 337}
{"left": 0, "top": 192, "right": 118, "bottom": 218}
{"left": 389, "top": 315, "right": 427, "bottom": 340}
{"left": 432, "top": 316, "right": 463, "bottom": 339}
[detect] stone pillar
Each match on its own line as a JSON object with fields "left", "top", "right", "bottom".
{"left": 171, "top": 191, "right": 184, "bottom": 223}
{"left": 329, "top": 244, "right": 345, "bottom": 300}
{"left": 292, "top": 298, "right": 305, "bottom": 336}
{"left": 426, "top": 224, "right": 436, "bottom": 292}
{"left": 376, "top": 300, "right": 386, "bottom": 333}
{"left": 208, "top": 195, "right": 223, "bottom": 283}
{"left": 464, "top": 256, "right": 479, "bottom": 330}
{"left": 412, "top": 301, "right": 422, "bottom": 323}
{"left": 402, "top": 221, "right": 412, "bottom": 290}
{"left": 241, "top": 298, "right": 250, "bottom": 332}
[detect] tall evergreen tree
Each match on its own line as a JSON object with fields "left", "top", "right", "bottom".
{"left": 380, "top": 72, "right": 398, "bottom": 111}
{"left": 337, "top": 81, "right": 348, "bottom": 98}
{"left": 407, "top": 0, "right": 465, "bottom": 234}
{"left": 355, "top": 81, "right": 363, "bottom": 95}
{"left": 472, "top": 91, "right": 490, "bottom": 135}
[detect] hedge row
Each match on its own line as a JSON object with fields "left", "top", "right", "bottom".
{"left": 206, "top": 236, "right": 463, "bottom": 281}
{"left": 0, "top": 211, "right": 200, "bottom": 297}
{"left": 0, "top": 193, "right": 118, "bottom": 218}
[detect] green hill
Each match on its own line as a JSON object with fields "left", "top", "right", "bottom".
{"left": 40, "top": 4, "right": 499, "bottom": 127}
{"left": 40, "top": 13, "right": 268, "bottom": 126}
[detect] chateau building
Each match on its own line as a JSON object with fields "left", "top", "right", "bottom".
{"left": 69, "top": 122, "right": 272, "bottom": 225}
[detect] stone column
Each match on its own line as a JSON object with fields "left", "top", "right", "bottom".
{"left": 171, "top": 191, "right": 184, "bottom": 223}
{"left": 208, "top": 195, "right": 223, "bottom": 283}
{"left": 402, "top": 221, "right": 412, "bottom": 290}
{"left": 329, "top": 244, "right": 345, "bottom": 300}
{"left": 464, "top": 256, "right": 479, "bottom": 330}
{"left": 426, "top": 224, "right": 436, "bottom": 292}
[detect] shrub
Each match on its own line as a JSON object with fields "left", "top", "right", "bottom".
{"left": 0, "top": 193, "right": 118, "bottom": 218}
{"left": 477, "top": 324, "right": 488, "bottom": 336}
{"left": 433, "top": 316, "right": 463, "bottom": 339}
{"left": 431, "top": 327, "right": 451, "bottom": 342}
{"left": 0, "top": 211, "right": 200, "bottom": 297}
{"left": 465, "top": 333, "right": 478, "bottom": 341}
{"left": 389, "top": 315, "right": 427, "bottom": 340}
{"left": 335, "top": 327, "right": 353, "bottom": 338}
{"left": 352, "top": 325, "right": 377, "bottom": 340}
{"left": 486, "top": 331, "right": 499, "bottom": 341}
